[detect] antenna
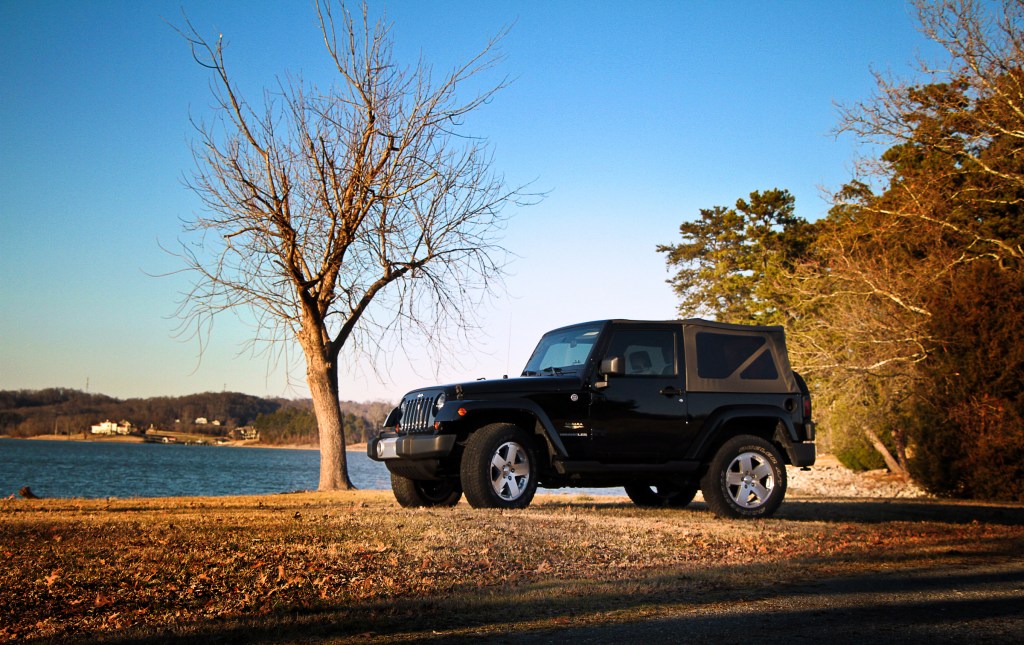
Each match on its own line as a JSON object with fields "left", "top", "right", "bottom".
{"left": 506, "top": 312, "right": 513, "bottom": 375}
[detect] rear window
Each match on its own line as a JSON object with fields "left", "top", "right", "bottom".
{"left": 695, "top": 332, "right": 779, "bottom": 380}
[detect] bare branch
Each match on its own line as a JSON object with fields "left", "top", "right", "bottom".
{"left": 171, "top": 2, "right": 534, "bottom": 490}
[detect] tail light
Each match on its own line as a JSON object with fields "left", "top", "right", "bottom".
{"left": 802, "top": 395, "right": 815, "bottom": 440}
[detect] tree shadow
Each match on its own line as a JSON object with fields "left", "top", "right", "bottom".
{"left": 775, "top": 498, "right": 1024, "bottom": 525}
{"left": 532, "top": 495, "right": 1024, "bottom": 526}
{"left": 97, "top": 550, "right": 1024, "bottom": 644}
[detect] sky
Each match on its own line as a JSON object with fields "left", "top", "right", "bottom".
{"left": 0, "top": 1, "right": 946, "bottom": 403}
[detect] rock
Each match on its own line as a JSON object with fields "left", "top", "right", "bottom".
{"left": 18, "top": 486, "right": 40, "bottom": 499}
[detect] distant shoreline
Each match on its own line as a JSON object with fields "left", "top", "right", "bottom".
{"left": 1, "top": 434, "right": 368, "bottom": 452}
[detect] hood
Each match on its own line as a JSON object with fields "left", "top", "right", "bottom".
{"left": 406, "top": 374, "right": 583, "bottom": 399}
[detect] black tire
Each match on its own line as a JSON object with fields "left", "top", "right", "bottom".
{"left": 624, "top": 482, "right": 698, "bottom": 508}
{"left": 700, "top": 434, "right": 787, "bottom": 519}
{"left": 460, "top": 423, "right": 539, "bottom": 509}
{"left": 390, "top": 473, "right": 463, "bottom": 508}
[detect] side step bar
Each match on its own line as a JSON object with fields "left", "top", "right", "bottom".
{"left": 553, "top": 460, "right": 701, "bottom": 475}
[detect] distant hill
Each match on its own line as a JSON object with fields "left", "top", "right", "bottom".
{"left": 0, "top": 388, "right": 389, "bottom": 446}
{"left": 251, "top": 399, "right": 391, "bottom": 446}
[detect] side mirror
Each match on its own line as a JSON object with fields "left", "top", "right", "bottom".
{"left": 594, "top": 356, "right": 623, "bottom": 389}
{"left": 601, "top": 356, "right": 624, "bottom": 376}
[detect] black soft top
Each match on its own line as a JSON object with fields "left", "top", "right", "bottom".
{"left": 546, "top": 319, "right": 796, "bottom": 394}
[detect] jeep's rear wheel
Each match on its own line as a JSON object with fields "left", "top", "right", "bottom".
{"left": 390, "top": 473, "right": 463, "bottom": 508}
{"left": 625, "top": 482, "right": 698, "bottom": 508}
{"left": 461, "top": 423, "right": 538, "bottom": 509}
{"left": 700, "top": 434, "right": 787, "bottom": 519}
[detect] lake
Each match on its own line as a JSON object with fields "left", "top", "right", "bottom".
{"left": 0, "top": 439, "right": 624, "bottom": 499}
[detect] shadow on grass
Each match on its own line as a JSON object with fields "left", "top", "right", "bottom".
{"left": 93, "top": 547, "right": 1024, "bottom": 645}
{"left": 532, "top": 495, "right": 1024, "bottom": 526}
{"left": 775, "top": 498, "right": 1024, "bottom": 525}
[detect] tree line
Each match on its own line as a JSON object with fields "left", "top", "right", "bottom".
{"left": 0, "top": 388, "right": 389, "bottom": 447}
{"left": 252, "top": 401, "right": 391, "bottom": 446}
{"left": 659, "top": 0, "right": 1024, "bottom": 501}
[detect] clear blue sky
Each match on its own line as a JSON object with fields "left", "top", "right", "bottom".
{"left": 0, "top": 1, "right": 943, "bottom": 402}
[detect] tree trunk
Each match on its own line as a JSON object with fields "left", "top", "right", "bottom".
{"left": 306, "top": 351, "right": 355, "bottom": 491}
{"left": 863, "top": 427, "right": 910, "bottom": 480}
{"left": 891, "top": 427, "right": 910, "bottom": 473}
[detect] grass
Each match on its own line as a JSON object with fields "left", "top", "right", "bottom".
{"left": 2, "top": 491, "right": 1023, "bottom": 643}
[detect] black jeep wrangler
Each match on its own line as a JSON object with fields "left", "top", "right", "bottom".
{"left": 369, "top": 319, "right": 815, "bottom": 518}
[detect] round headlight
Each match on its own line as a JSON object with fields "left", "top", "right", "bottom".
{"left": 435, "top": 392, "right": 446, "bottom": 411}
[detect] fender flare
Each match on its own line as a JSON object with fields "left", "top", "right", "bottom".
{"left": 686, "top": 405, "right": 798, "bottom": 461}
{"left": 435, "top": 399, "right": 569, "bottom": 458}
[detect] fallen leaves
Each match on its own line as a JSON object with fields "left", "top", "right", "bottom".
{"left": 1, "top": 491, "right": 1022, "bottom": 642}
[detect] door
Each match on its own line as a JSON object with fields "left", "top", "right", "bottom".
{"left": 588, "top": 326, "right": 689, "bottom": 462}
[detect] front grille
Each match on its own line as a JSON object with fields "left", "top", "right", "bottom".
{"left": 399, "top": 394, "right": 438, "bottom": 434}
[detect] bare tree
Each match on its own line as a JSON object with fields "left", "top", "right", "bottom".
{"left": 173, "top": 2, "right": 530, "bottom": 490}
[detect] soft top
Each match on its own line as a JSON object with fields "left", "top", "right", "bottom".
{"left": 544, "top": 319, "right": 796, "bottom": 394}
{"left": 547, "top": 318, "right": 785, "bottom": 334}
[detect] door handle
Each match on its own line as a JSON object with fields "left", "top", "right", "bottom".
{"left": 659, "top": 386, "right": 683, "bottom": 397}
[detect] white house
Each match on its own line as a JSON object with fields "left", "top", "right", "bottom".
{"left": 90, "top": 420, "right": 133, "bottom": 435}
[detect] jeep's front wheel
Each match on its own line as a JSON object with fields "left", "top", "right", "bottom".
{"left": 390, "top": 473, "right": 463, "bottom": 508}
{"left": 461, "top": 423, "right": 538, "bottom": 509}
{"left": 625, "top": 482, "right": 698, "bottom": 508}
{"left": 700, "top": 435, "right": 787, "bottom": 519}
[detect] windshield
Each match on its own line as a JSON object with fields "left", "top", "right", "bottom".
{"left": 522, "top": 323, "right": 604, "bottom": 376}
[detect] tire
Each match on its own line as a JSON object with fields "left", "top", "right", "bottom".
{"left": 700, "top": 435, "right": 787, "bottom": 519}
{"left": 460, "top": 423, "right": 539, "bottom": 509}
{"left": 390, "top": 473, "right": 463, "bottom": 508}
{"left": 624, "top": 482, "right": 698, "bottom": 508}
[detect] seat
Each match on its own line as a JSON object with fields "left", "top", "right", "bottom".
{"left": 628, "top": 352, "right": 652, "bottom": 375}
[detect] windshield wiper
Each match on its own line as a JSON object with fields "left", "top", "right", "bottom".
{"left": 524, "top": 366, "right": 575, "bottom": 376}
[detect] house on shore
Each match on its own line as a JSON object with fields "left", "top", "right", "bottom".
{"left": 90, "top": 420, "right": 134, "bottom": 435}
{"left": 232, "top": 426, "right": 259, "bottom": 441}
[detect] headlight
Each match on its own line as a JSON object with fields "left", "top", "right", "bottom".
{"left": 435, "top": 392, "right": 446, "bottom": 411}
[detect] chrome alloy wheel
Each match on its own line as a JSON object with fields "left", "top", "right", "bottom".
{"left": 489, "top": 441, "right": 531, "bottom": 501}
{"left": 725, "top": 451, "right": 776, "bottom": 509}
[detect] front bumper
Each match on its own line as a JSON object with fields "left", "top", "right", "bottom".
{"left": 368, "top": 433, "right": 457, "bottom": 461}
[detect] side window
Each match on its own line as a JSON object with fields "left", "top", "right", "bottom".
{"left": 695, "top": 332, "right": 779, "bottom": 380}
{"left": 603, "top": 329, "right": 677, "bottom": 377}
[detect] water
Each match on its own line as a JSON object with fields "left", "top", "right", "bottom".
{"left": 0, "top": 439, "right": 624, "bottom": 499}
{"left": 0, "top": 439, "right": 384, "bottom": 499}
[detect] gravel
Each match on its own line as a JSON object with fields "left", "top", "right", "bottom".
{"left": 786, "top": 454, "right": 929, "bottom": 499}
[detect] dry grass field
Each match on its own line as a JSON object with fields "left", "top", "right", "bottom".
{"left": 2, "top": 490, "right": 1023, "bottom": 643}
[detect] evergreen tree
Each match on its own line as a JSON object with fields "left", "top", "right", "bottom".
{"left": 658, "top": 189, "right": 815, "bottom": 326}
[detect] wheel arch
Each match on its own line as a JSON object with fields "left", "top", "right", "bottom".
{"left": 437, "top": 399, "right": 569, "bottom": 458}
{"left": 687, "top": 406, "right": 797, "bottom": 465}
